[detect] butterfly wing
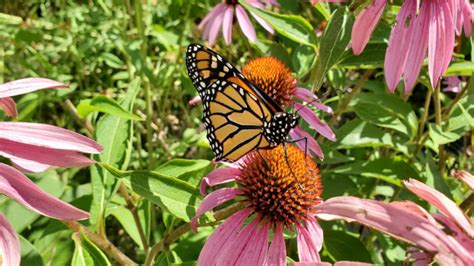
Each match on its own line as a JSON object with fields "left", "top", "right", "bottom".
{"left": 186, "top": 44, "right": 239, "bottom": 98}
{"left": 203, "top": 76, "right": 277, "bottom": 162}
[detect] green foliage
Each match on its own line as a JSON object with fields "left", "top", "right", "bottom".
{"left": 0, "top": 0, "right": 472, "bottom": 265}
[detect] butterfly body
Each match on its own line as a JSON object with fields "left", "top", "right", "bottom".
{"left": 186, "top": 44, "right": 298, "bottom": 162}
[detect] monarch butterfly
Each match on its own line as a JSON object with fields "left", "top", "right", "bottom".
{"left": 186, "top": 44, "right": 299, "bottom": 162}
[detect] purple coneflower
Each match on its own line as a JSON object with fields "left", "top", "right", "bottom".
{"left": 0, "top": 78, "right": 102, "bottom": 265}
{"left": 192, "top": 144, "right": 325, "bottom": 265}
{"left": 199, "top": 0, "right": 276, "bottom": 46}
{"left": 351, "top": 0, "right": 474, "bottom": 94}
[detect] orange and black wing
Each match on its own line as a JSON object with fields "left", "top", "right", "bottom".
{"left": 203, "top": 76, "right": 277, "bottom": 162}
{"left": 186, "top": 44, "right": 239, "bottom": 98}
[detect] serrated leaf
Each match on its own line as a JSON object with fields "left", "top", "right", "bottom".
{"left": 242, "top": 3, "right": 316, "bottom": 47}
{"left": 312, "top": 7, "right": 354, "bottom": 91}
{"left": 102, "top": 164, "right": 202, "bottom": 222}
{"left": 77, "top": 96, "right": 143, "bottom": 120}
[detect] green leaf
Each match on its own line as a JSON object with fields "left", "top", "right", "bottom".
{"left": 446, "top": 61, "right": 474, "bottom": 76}
{"left": 242, "top": 3, "right": 316, "bottom": 47}
{"left": 447, "top": 94, "right": 474, "bottom": 131}
{"left": 155, "top": 159, "right": 212, "bottom": 187}
{"left": 20, "top": 236, "right": 44, "bottom": 266}
{"left": 350, "top": 92, "right": 418, "bottom": 138}
{"left": 428, "top": 123, "right": 462, "bottom": 146}
{"left": 324, "top": 230, "right": 372, "bottom": 263}
{"left": 77, "top": 96, "right": 143, "bottom": 120}
{"left": 339, "top": 43, "right": 386, "bottom": 68}
{"left": 327, "top": 158, "right": 419, "bottom": 186}
{"left": 102, "top": 164, "right": 202, "bottom": 222}
{"left": 106, "top": 206, "right": 144, "bottom": 249}
{"left": 312, "top": 7, "right": 354, "bottom": 91}
{"left": 100, "top": 52, "right": 124, "bottom": 69}
{"left": 292, "top": 45, "right": 316, "bottom": 78}
{"left": 72, "top": 233, "right": 111, "bottom": 266}
{"left": 89, "top": 78, "right": 140, "bottom": 230}
{"left": 0, "top": 12, "right": 23, "bottom": 25}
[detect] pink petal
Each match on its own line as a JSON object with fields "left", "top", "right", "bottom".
{"left": 351, "top": 0, "right": 386, "bottom": 55}
{"left": 199, "top": 3, "right": 224, "bottom": 29}
{"left": 0, "top": 78, "right": 67, "bottom": 98}
{"left": 454, "top": 171, "right": 474, "bottom": 191}
{"left": 197, "top": 209, "right": 250, "bottom": 266}
{"left": 209, "top": 8, "right": 225, "bottom": 47}
{"left": 432, "top": 213, "right": 474, "bottom": 252}
{"left": 10, "top": 157, "right": 50, "bottom": 173}
{"left": 296, "top": 222, "right": 321, "bottom": 262}
{"left": 0, "top": 122, "right": 102, "bottom": 154}
{"left": 461, "top": 0, "right": 473, "bottom": 36}
{"left": 443, "top": 76, "right": 462, "bottom": 93}
{"left": 294, "top": 88, "right": 333, "bottom": 114}
{"left": 201, "top": 4, "right": 226, "bottom": 43}
{"left": 294, "top": 103, "right": 336, "bottom": 141}
{"left": 236, "top": 222, "right": 269, "bottom": 266}
{"left": 0, "top": 139, "right": 95, "bottom": 171}
{"left": 268, "top": 223, "right": 286, "bottom": 266}
{"left": 384, "top": 0, "right": 417, "bottom": 92}
{"left": 188, "top": 95, "right": 202, "bottom": 106}
{"left": 191, "top": 188, "right": 242, "bottom": 231}
{"left": 315, "top": 196, "right": 474, "bottom": 265}
{"left": 0, "top": 213, "right": 20, "bottom": 266}
{"left": 200, "top": 167, "right": 240, "bottom": 195}
{"left": 305, "top": 218, "right": 324, "bottom": 251}
{"left": 403, "top": 178, "right": 474, "bottom": 239}
{"left": 335, "top": 262, "right": 375, "bottom": 266}
{"left": 216, "top": 219, "right": 261, "bottom": 265}
{"left": 428, "top": 0, "right": 455, "bottom": 88}
{"left": 0, "top": 163, "right": 89, "bottom": 220}
{"left": 402, "top": 0, "right": 430, "bottom": 94}
{"left": 289, "top": 126, "right": 324, "bottom": 160}
{"left": 250, "top": 12, "right": 274, "bottom": 34}
{"left": 0, "top": 98, "right": 17, "bottom": 117}
{"left": 222, "top": 6, "right": 234, "bottom": 45}
{"left": 235, "top": 5, "right": 257, "bottom": 42}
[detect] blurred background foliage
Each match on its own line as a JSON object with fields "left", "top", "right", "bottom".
{"left": 0, "top": 0, "right": 472, "bottom": 265}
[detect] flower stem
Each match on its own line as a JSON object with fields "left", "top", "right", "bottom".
{"left": 144, "top": 202, "right": 246, "bottom": 266}
{"left": 63, "top": 220, "right": 137, "bottom": 265}
{"left": 433, "top": 83, "right": 445, "bottom": 175}
{"left": 118, "top": 182, "right": 149, "bottom": 251}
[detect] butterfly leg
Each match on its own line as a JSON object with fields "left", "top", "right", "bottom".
{"left": 286, "top": 137, "right": 319, "bottom": 188}
{"left": 283, "top": 142, "right": 305, "bottom": 192}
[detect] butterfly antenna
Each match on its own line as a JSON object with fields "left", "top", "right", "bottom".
{"left": 294, "top": 98, "right": 320, "bottom": 113}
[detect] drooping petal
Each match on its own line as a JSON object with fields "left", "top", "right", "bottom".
{"left": 191, "top": 188, "right": 242, "bottom": 231}
{"left": 289, "top": 126, "right": 324, "bottom": 160}
{"left": 427, "top": 0, "right": 455, "bottom": 88}
{"left": 402, "top": 0, "right": 430, "bottom": 93}
{"left": 0, "top": 97, "right": 17, "bottom": 117}
{"left": 294, "top": 103, "right": 336, "bottom": 141}
{"left": 235, "top": 5, "right": 257, "bottom": 42}
{"left": 0, "top": 139, "right": 95, "bottom": 171}
{"left": 315, "top": 196, "right": 474, "bottom": 265}
{"left": 209, "top": 7, "right": 225, "bottom": 47}
{"left": 0, "top": 213, "right": 20, "bottom": 266}
{"left": 432, "top": 213, "right": 474, "bottom": 252}
{"left": 10, "top": 157, "right": 50, "bottom": 173}
{"left": 305, "top": 218, "right": 324, "bottom": 251}
{"left": 197, "top": 208, "right": 250, "bottom": 266}
{"left": 217, "top": 219, "right": 261, "bottom": 265}
{"left": 294, "top": 87, "right": 333, "bottom": 114}
{"left": 250, "top": 12, "right": 274, "bottom": 34}
{"left": 384, "top": 0, "right": 417, "bottom": 92}
{"left": 267, "top": 223, "right": 286, "bottom": 266}
{"left": 0, "top": 163, "right": 89, "bottom": 220}
{"left": 351, "top": 0, "right": 387, "bottom": 55}
{"left": 442, "top": 76, "right": 462, "bottom": 93}
{"left": 200, "top": 167, "right": 241, "bottom": 195}
{"left": 199, "top": 3, "right": 225, "bottom": 29}
{"left": 188, "top": 95, "right": 202, "bottom": 106}
{"left": 0, "top": 78, "right": 67, "bottom": 98}
{"left": 403, "top": 178, "right": 474, "bottom": 238}
{"left": 454, "top": 171, "right": 474, "bottom": 191}
{"left": 222, "top": 5, "right": 234, "bottom": 44}
{"left": 0, "top": 122, "right": 102, "bottom": 154}
{"left": 296, "top": 222, "right": 321, "bottom": 262}
{"left": 236, "top": 222, "right": 269, "bottom": 266}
